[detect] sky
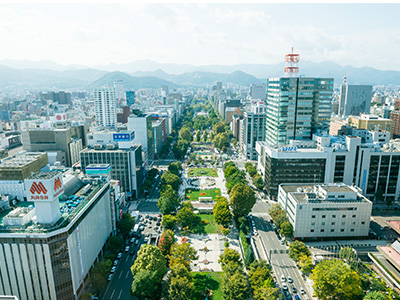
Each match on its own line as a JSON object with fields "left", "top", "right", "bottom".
{"left": 0, "top": 3, "right": 400, "bottom": 70}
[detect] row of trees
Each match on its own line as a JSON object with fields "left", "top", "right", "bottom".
{"left": 288, "top": 241, "right": 314, "bottom": 274}
{"left": 268, "top": 203, "right": 293, "bottom": 238}
{"left": 244, "top": 162, "right": 264, "bottom": 190}
{"left": 158, "top": 162, "right": 184, "bottom": 215}
{"left": 223, "top": 161, "right": 246, "bottom": 192}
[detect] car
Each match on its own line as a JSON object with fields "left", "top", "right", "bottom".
{"left": 295, "top": 295, "right": 300, "bottom": 300}
{"left": 135, "top": 239, "right": 140, "bottom": 245}
{"left": 272, "top": 224, "right": 276, "bottom": 230}
{"left": 144, "top": 237, "right": 148, "bottom": 243}
{"left": 130, "top": 238, "right": 135, "bottom": 243}
{"left": 139, "top": 226, "right": 144, "bottom": 231}
{"left": 292, "top": 286, "right": 297, "bottom": 293}
{"left": 113, "top": 260, "right": 119, "bottom": 266}
{"left": 145, "top": 232, "right": 150, "bottom": 237}
{"left": 107, "top": 274, "right": 113, "bottom": 281}
{"left": 125, "top": 246, "right": 130, "bottom": 252}
{"left": 288, "top": 276, "right": 293, "bottom": 283}
{"left": 282, "top": 283, "right": 288, "bottom": 290}
{"left": 154, "top": 226, "right": 158, "bottom": 230}
{"left": 300, "top": 287, "right": 305, "bottom": 295}
{"left": 117, "top": 252, "right": 122, "bottom": 259}
{"left": 281, "top": 275, "right": 286, "bottom": 282}
{"left": 156, "top": 221, "right": 161, "bottom": 226}
{"left": 110, "top": 266, "right": 117, "bottom": 273}
{"left": 130, "top": 250, "right": 135, "bottom": 256}
{"left": 280, "top": 240, "right": 284, "bottom": 245}
{"left": 158, "top": 214, "right": 162, "bottom": 217}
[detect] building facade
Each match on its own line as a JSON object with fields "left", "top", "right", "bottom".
{"left": 127, "top": 114, "right": 154, "bottom": 167}
{"left": 94, "top": 86, "right": 117, "bottom": 128}
{"left": 348, "top": 114, "right": 393, "bottom": 136}
{"left": 265, "top": 77, "right": 333, "bottom": 146}
{"left": 278, "top": 183, "right": 372, "bottom": 239}
{"left": 249, "top": 84, "right": 266, "bottom": 100}
{"left": 338, "top": 84, "right": 373, "bottom": 117}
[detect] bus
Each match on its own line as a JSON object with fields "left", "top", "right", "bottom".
{"left": 132, "top": 224, "right": 140, "bottom": 237}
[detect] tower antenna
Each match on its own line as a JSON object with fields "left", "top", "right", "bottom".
{"left": 284, "top": 47, "right": 300, "bottom": 77}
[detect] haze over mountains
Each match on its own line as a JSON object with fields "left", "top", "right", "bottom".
{"left": 0, "top": 59, "right": 400, "bottom": 90}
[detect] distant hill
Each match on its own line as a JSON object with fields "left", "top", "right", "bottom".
{"left": 88, "top": 71, "right": 178, "bottom": 89}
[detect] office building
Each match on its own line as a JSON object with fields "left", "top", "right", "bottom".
{"left": 249, "top": 84, "right": 266, "bottom": 100}
{"left": 391, "top": 110, "right": 400, "bottom": 138}
{"left": 348, "top": 114, "right": 393, "bottom": 136}
{"left": 94, "top": 86, "right": 117, "bottom": 129}
{"left": 21, "top": 125, "right": 89, "bottom": 167}
{"left": 127, "top": 114, "right": 154, "bottom": 166}
{"left": 239, "top": 102, "right": 266, "bottom": 160}
{"left": 265, "top": 77, "right": 333, "bottom": 146}
{"left": 41, "top": 91, "right": 72, "bottom": 105}
{"left": 338, "top": 84, "right": 372, "bottom": 117}
{"left": 116, "top": 106, "right": 131, "bottom": 124}
{"left": 278, "top": 183, "right": 372, "bottom": 239}
{"left": 0, "top": 175, "right": 112, "bottom": 300}
{"left": 126, "top": 91, "right": 135, "bottom": 106}
{"left": 257, "top": 130, "right": 400, "bottom": 201}
{"left": 80, "top": 144, "right": 143, "bottom": 199}
{"left": 152, "top": 120, "right": 164, "bottom": 158}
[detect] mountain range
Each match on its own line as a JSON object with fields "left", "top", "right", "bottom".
{"left": 0, "top": 59, "right": 400, "bottom": 91}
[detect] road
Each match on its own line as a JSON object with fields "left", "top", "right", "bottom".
{"left": 101, "top": 214, "right": 161, "bottom": 300}
{"left": 252, "top": 200, "right": 311, "bottom": 300}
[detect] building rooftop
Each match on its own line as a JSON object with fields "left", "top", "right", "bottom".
{"left": 0, "top": 179, "right": 107, "bottom": 235}
{"left": 27, "top": 172, "right": 57, "bottom": 180}
{"left": 0, "top": 152, "right": 46, "bottom": 168}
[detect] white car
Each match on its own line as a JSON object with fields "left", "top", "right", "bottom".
{"left": 110, "top": 266, "right": 116, "bottom": 273}
{"left": 282, "top": 283, "right": 288, "bottom": 290}
{"left": 287, "top": 276, "right": 293, "bottom": 283}
{"left": 113, "top": 260, "right": 119, "bottom": 266}
{"left": 125, "top": 246, "right": 130, "bottom": 252}
{"left": 300, "top": 287, "right": 305, "bottom": 294}
{"left": 107, "top": 274, "right": 113, "bottom": 281}
{"left": 116, "top": 252, "right": 122, "bottom": 259}
{"left": 281, "top": 275, "right": 286, "bottom": 282}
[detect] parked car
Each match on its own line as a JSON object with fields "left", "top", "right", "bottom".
{"left": 113, "top": 260, "right": 119, "bottom": 266}
{"left": 125, "top": 246, "right": 130, "bottom": 252}
{"left": 300, "top": 287, "right": 305, "bottom": 294}
{"left": 107, "top": 274, "right": 113, "bottom": 281}
{"left": 135, "top": 239, "right": 140, "bottom": 245}
{"left": 130, "top": 238, "right": 135, "bottom": 243}
{"left": 282, "top": 283, "right": 288, "bottom": 290}
{"left": 288, "top": 276, "right": 293, "bottom": 283}
{"left": 130, "top": 250, "right": 135, "bottom": 256}
{"left": 292, "top": 286, "right": 297, "bottom": 293}
{"left": 110, "top": 266, "right": 117, "bottom": 273}
{"left": 117, "top": 252, "right": 122, "bottom": 259}
{"left": 281, "top": 275, "right": 286, "bottom": 282}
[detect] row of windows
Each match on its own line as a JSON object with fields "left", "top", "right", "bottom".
{"left": 311, "top": 221, "right": 365, "bottom": 226}
{"left": 310, "top": 228, "right": 355, "bottom": 233}
{"left": 312, "top": 214, "right": 357, "bottom": 218}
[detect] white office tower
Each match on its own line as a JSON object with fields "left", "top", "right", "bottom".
{"left": 114, "top": 80, "right": 125, "bottom": 106}
{"left": 94, "top": 86, "right": 117, "bottom": 129}
{"left": 338, "top": 84, "right": 373, "bottom": 117}
{"left": 249, "top": 84, "right": 266, "bottom": 100}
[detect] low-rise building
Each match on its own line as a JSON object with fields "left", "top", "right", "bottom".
{"left": 278, "top": 183, "right": 372, "bottom": 239}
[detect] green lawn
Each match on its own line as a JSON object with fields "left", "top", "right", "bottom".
{"left": 193, "top": 214, "right": 220, "bottom": 234}
{"left": 188, "top": 168, "right": 218, "bottom": 177}
{"left": 186, "top": 188, "right": 221, "bottom": 201}
{"left": 192, "top": 272, "right": 224, "bottom": 300}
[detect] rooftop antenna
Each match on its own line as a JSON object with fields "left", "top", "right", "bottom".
{"left": 284, "top": 47, "right": 300, "bottom": 77}
{"left": 343, "top": 74, "right": 347, "bottom": 85}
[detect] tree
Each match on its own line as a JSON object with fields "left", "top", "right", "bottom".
{"left": 172, "top": 139, "right": 190, "bottom": 159}
{"left": 177, "top": 201, "right": 199, "bottom": 230}
{"left": 118, "top": 213, "right": 135, "bottom": 238}
{"left": 213, "top": 122, "right": 226, "bottom": 134}
{"left": 158, "top": 185, "right": 181, "bottom": 215}
{"left": 219, "top": 248, "right": 243, "bottom": 275}
{"left": 288, "top": 240, "right": 311, "bottom": 262}
{"left": 298, "top": 255, "right": 314, "bottom": 273}
{"left": 213, "top": 132, "right": 229, "bottom": 151}
{"left": 131, "top": 269, "right": 161, "bottom": 300}
{"left": 248, "top": 260, "right": 272, "bottom": 288}
{"left": 158, "top": 229, "right": 175, "bottom": 257}
{"left": 106, "top": 236, "right": 123, "bottom": 254}
{"left": 162, "top": 214, "right": 177, "bottom": 230}
{"left": 179, "top": 127, "right": 192, "bottom": 142}
{"left": 202, "top": 130, "right": 208, "bottom": 141}
{"left": 222, "top": 271, "right": 251, "bottom": 300}
{"left": 168, "top": 162, "right": 182, "bottom": 176}
{"left": 364, "top": 291, "right": 386, "bottom": 300}
{"left": 213, "top": 197, "right": 232, "bottom": 227}
{"left": 311, "top": 259, "right": 362, "bottom": 300}
{"left": 195, "top": 130, "right": 201, "bottom": 142}
{"left": 280, "top": 221, "right": 293, "bottom": 238}
{"left": 253, "top": 175, "right": 264, "bottom": 190}
{"left": 161, "top": 171, "right": 180, "bottom": 191}
{"left": 339, "top": 247, "right": 357, "bottom": 262}
{"left": 90, "top": 259, "right": 112, "bottom": 294}
{"left": 168, "top": 268, "right": 195, "bottom": 300}
{"left": 169, "top": 239, "right": 198, "bottom": 271}
{"left": 229, "top": 183, "right": 256, "bottom": 218}
{"left": 253, "top": 283, "right": 280, "bottom": 300}
{"left": 244, "top": 247, "right": 255, "bottom": 267}
{"left": 131, "top": 245, "right": 168, "bottom": 282}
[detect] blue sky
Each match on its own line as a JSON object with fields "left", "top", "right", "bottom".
{"left": 0, "top": 3, "right": 399, "bottom": 70}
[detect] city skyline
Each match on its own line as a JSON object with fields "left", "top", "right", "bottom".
{"left": 0, "top": 3, "right": 400, "bottom": 70}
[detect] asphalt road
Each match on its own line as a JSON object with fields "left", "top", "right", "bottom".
{"left": 251, "top": 200, "right": 311, "bottom": 300}
{"left": 101, "top": 214, "right": 161, "bottom": 300}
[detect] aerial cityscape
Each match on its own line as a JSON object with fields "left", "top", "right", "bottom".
{"left": 1, "top": 3, "right": 400, "bottom": 300}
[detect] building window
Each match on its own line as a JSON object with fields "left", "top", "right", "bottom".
{"left": 341, "top": 222, "right": 346, "bottom": 225}
{"left": 322, "top": 215, "right": 326, "bottom": 218}
{"left": 331, "top": 229, "right": 334, "bottom": 232}
{"left": 352, "top": 215, "right": 356, "bottom": 218}
{"left": 321, "top": 229, "right": 324, "bottom": 232}
{"left": 350, "top": 229, "right": 355, "bottom": 232}
{"left": 361, "top": 221, "right": 365, "bottom": 225}
{"left": 352, "top": 222, "right": 356, "bottom": 225}
{"left": 312, "top": 215, "right": 316, "bottom": 218}
{"left": 321, "top": 222, "right": 325, "bottom": 225}
{"left": 342, "top": 215, "right": 346, "bottom": 218}
{"left": 311, "top": 222, "right": 315, "bottom": 226}
{"left": 310, "top": 229, "right": 314, "bottom": 232}
{"left": 332, "top": 215, "right": 336, "bottom": 218}
{"left": 341, "top": 229, "right": 344, "bottom": 232}
{"left": 331, "top": 222, "right": 335, "bottom": 225}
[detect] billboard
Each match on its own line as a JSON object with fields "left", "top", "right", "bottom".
{"left": 25, "top": 172, "right": 64, "bottom": 202}
{"left": 113, "top": 131, "right": 135, "bottom": 142}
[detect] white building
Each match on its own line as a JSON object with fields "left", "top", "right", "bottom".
{"left": 249, "top": 83, "right": 266, "bottom": 100}
{"left": 278, "top": 183, "right": 372, "bottom": 239}
{"left": 94, "top": 86, "right": 117, "bottom": 129}
{"left": 339, "top": 84, "right": 373, "bottom": 117}
{"left": 0, "top": 177, "right": 112, "bottom": 300}
{"left": 127, "top": 113, "right": 154, "bottom": 166}
{"left": 239, "top": 102, "right": 266, "bottom": 160}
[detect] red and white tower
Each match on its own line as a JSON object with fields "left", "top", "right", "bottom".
{"left": 284, "top": 47, "right": 300, "bottom": 77}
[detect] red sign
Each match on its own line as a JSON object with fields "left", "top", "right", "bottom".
{"left": 54, "top": 177, "right": 62, "bottom": 191}
{"left": 30, "top": 182, "right": 47, "bottom": 195}
{"left": 56, "top": 115, "right": 62, "bottom": 120}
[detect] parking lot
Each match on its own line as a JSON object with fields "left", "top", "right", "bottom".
{"left": 101, "top": 213, "right": 162, "bottom": 300}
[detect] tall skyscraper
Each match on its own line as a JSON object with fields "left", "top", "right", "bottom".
{"left": 94, "top": 86, "right": 117, "bottom": 129}
{"left": 114, "top": 80, "right": 125, "bottom": 106}
{"left": 265, "top": 77, "right": 333, "bottom": 145}
{"left": 338, "top": 84, "right": 372, "bottom": 117}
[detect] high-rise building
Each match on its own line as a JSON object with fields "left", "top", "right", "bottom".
{"left": 94, "top": 86, "right": 117, "bottom": 129}
{"left": 249, "top": 84, "right": 266, "bottom": 100}
{"left": 114, "top": 80, "right": 125, "bottom": 106}
{"left": 338, "top": 84, "right": 372, "bottom": 117}
{"left": 348, "top": 114, "right": 393, "bottom": 136}
{"left": 265, "top": 77, "right": 333, "bottom": 146}
{"left": 41, "top": 91, "right": 72, "bottom": 105}
{"left": 126, "top": 91, "right": 135, "bottom": 106}
{"left": 390, "top": 110, "right": 400, "bottom": 138}
{"left": 128, "top": 114, "right": 154, "bottom": 167}
{"left": 239, "top": 102, "right": 266, "bottom": 160}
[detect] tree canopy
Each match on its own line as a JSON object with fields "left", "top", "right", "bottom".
{"left": 158, "top": 229, "right": 175, "bottom": 257}
{"left": 288, "top": 240, "right": 311, "bottom": 262}
{"left": 161, "top": 171, "right": 180, "bottom": 191}
{"left": 118, "top": 213, "right": 135, "bottom": 238}
{"left": 131, "top": 245, "right": 168, "bottom": 282}
{"left": 229, "top": 183, "right": 256, "bottom": 218}
{"left": 157, "top": 185, "right": 181, "bottom": 215}
{"left": 213, "top": 197, "right": 232, "bottom": 227}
